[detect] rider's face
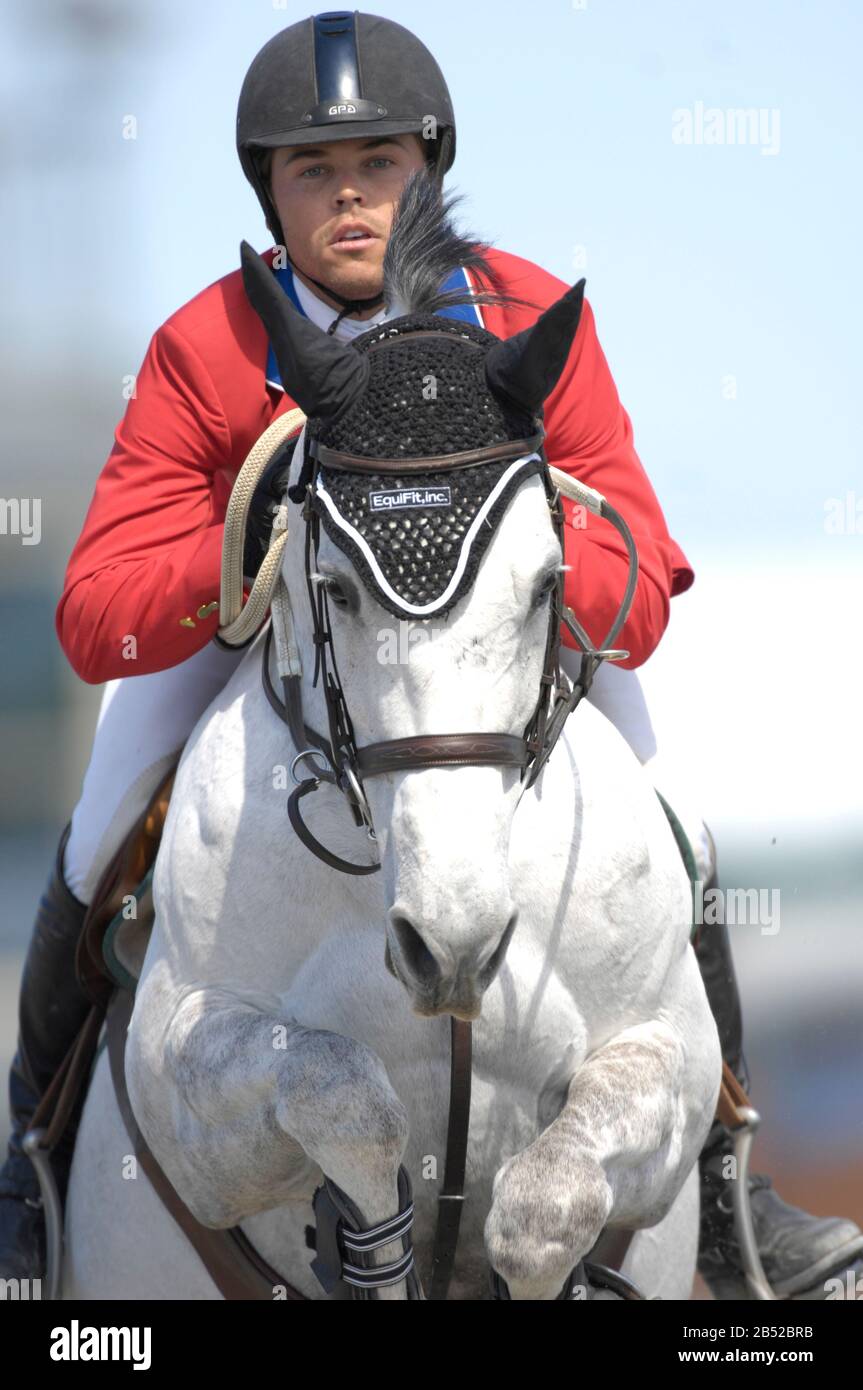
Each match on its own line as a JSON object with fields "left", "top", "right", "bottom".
{"left": 268, "top": 133, "right": 429, "bottom": 317}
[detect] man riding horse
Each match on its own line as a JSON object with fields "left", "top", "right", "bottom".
{"left": 1, "top": 10, "right": 860, "bottom": 1300}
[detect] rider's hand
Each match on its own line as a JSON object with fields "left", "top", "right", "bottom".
{"left": 242, "top": 433, "right": 300, "bottom": 582}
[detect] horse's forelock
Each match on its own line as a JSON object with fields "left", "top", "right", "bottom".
{"left": 381, "top": 168, "right": 537, "bottom": 321}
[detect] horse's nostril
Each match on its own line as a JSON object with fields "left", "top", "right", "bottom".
{"left": 391, "top": 916, "right": 441, "bottom": 990}
{"left": 477, "top": 911, "right": 518, "bottom": 988}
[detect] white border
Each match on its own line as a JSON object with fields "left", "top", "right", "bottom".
{"left": 314, "top": 452, "right": 542, "bottom": 616}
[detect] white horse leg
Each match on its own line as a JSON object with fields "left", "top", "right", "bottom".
{"left": 126, "top": 971, "right": 412, "bottom": 1298}
{"left": 485, "top": 1000, "right": 720, "bottom": 1301}
{"left": 617, "top": 1164, "right": 701, "bottom": 1301}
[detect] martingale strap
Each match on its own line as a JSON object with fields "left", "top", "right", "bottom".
{"left": 429, "top": 1017, "right": 472, "bottom": 1300}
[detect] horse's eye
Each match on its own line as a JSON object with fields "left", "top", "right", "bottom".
{"left": 534, "top": 571, "right": 558, "bottom": 607}
{"left": 323, "top": 577, "right": 351, "bottom": 609}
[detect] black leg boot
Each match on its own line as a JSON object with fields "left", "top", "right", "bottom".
{"left": 694, "top": 839, "right": 863, "bottom": 1299}
{"left": 0, "top": 822, "right": 91, "bottom": 1281}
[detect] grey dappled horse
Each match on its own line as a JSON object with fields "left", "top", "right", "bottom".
{"left": 63, "top": 174, "right": 720, "bottom": 1300}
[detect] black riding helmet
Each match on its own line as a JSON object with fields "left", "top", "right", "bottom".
{"left": 236, "top": 11, "right": 456, "bottom": 313}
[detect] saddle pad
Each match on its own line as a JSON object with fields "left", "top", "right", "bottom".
{"left": 102, "top": 865, "right": 155, "bottom": 991}
{"left": 312, "top": 451, "right": 543, "bottom": 619}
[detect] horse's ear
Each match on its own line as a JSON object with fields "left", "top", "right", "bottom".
{"left": 240, "top": 241, "right": 368, "bottom": 420}
{"left": 483, "top": 279, "right": 586, "bottom": 416}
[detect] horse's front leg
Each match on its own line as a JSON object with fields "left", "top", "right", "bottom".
{"left": 485, "top": 1005, "right": 720, "bottom": 1300}
{"left": 126, "top": 967, "right": 411, "bottom": 1298}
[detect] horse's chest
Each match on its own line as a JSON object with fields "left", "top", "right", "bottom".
{"left": 472, "top": 949, "right": 591, "bottom": 1092}
{"left": 281, "top": 928, "right": 590, "bottom": 1121}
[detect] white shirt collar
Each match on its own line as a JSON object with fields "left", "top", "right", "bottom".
{"left": 291, "top": 271, "right": 407, "bottom": 341}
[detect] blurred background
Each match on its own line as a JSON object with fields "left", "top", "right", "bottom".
{"left": 0, "top": 0, "right": 860, "bottom": 1291}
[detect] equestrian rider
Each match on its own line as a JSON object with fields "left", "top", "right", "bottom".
{"left": 2, "top": 12, "right": 860, "bottom": 1301}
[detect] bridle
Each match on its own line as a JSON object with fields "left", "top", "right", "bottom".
{"left": 262, "top": 399, "right": 639, "bottom": 877}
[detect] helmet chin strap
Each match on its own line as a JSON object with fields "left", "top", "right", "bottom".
{"left": 280, "top": 245, "right": 385, "bottom": 337}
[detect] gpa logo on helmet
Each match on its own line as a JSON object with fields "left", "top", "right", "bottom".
{"left": 329, "top": 103, "right": 357, "bottom": 116}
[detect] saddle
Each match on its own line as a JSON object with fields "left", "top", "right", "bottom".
{"left": 30, "top": 762, "right": 747, "bottom": 1300}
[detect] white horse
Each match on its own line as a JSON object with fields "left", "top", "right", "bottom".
{"left": 61, "top": 210, "right": 721, "bottom": 1300}
{"left": 61, "top": 452, "right": 720, "bottom": 1300}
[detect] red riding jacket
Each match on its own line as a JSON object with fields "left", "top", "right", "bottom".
{"left": 56, "top": 247, "right": 693, "bottom": 684}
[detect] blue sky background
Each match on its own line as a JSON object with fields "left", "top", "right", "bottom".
{"left": 1, "top": 0, "right": 861, "bottom": 831}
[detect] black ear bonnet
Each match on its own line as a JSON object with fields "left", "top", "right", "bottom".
{"left": 307, "top": 314, "right": 545, "bottom": 618}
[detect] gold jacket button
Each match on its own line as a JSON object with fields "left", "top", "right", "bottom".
{"left": 197, "top": 600, "right": 219, "bottom": 619}
{"left": 179, "top": 617, "right": 196, "bottom": 628}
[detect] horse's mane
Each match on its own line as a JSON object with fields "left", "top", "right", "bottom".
{"left": 381, "top": 169, "right": 539, "bottom": 320}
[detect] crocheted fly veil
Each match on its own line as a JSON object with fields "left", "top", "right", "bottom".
{"left": 310, "top": 319, "right": 546, "bottom": 618}
{"left": 240, "top": 168, "right": 587, "bottom": 621}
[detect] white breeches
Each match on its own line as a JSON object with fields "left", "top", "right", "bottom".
{"left": 63, "top": 641, "right": 247, "bottom": 904}
{"left": 559, "top": 649, "right": 715, "bottom": 884}
{"left": 64, "top": 640, "right": 713, "bottom": 905}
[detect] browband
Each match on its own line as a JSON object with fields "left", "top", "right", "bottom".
{"left": 309, "top": 430, "right": 545, "bottom": 475}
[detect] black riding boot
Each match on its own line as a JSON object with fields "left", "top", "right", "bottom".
{"left": 694, "top": 843, "right": 863, "bottom": 1299}
{"left": 0, "top": 822, "right": 91, "bottom": 1281}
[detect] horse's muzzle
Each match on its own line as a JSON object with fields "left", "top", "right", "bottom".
{"left": 385, "top": 909, "right": 518, "bottom": 1017}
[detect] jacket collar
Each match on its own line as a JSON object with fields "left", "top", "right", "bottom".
{"left": 265, "top": 265, "right": 485, "bottom": 394}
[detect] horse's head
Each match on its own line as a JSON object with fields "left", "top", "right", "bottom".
{"left": 242, "top": 171, "right": 585, "bottom": 1018}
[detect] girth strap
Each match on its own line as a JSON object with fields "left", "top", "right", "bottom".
{"left": 106, "top": 987, "right": 307, "bottom": 1302}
